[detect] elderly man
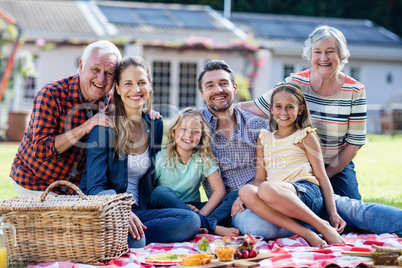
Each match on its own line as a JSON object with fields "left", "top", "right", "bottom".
{"left": 10, "top": 40, "right": 121, "bottom": 196}
{"left": 198, "top": 59, "right": 401, "bottom": 238}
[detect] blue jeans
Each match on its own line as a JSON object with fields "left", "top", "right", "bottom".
{"left": 290, "top": 181, "right": 324, "bottom": 215}
{"left": 329, "top": 161, "right": 361, "bottom": 200}
{"left": 128, "top": 206, "right": 201, "bottom": 248}
{"left": 232, "top": 194, "right": 402, "bottom": 239}
{"left": 150, "top": 186, "right": 217, "bottom": 233}
{"left": 209, "top": 190, "right": 239, "bottom": 227}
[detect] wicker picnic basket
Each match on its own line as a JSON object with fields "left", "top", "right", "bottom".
{"left": 0, "top": 180, "right": 134, "bottom": 265}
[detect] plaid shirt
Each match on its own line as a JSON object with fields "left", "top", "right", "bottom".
{"left": 10, "top": 74, "right": 110, "bottom": 194}
{"left": 200, "top": 107, "right": 269, "bottom": 197}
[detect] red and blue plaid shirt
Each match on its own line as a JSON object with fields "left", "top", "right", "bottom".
{"left": 10, "top": 74, "right": 110, "bottom": 194}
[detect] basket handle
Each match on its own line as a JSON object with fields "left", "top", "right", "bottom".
{"left": 41, "top": 180, "right": 87, "bottom": 202}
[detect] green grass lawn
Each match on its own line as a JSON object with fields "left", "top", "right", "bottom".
{"left": 0, "top": 134, "right": 401, "bottom": 209}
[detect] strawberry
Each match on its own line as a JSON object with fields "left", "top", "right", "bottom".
{"left": 241, "top": 250, "right": 249, "bottom": 259}
{"left": 249, "top": 249, "right": 258, "bottom": 258}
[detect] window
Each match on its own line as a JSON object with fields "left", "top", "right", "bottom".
{"left": 179, "top": 62, "right": 197, "bottom": 109}
{"left": 284, "top": 65, "right": 294, "bottom": 79}
{"left": 350, "top": 67, "right": 361, "bottom": 81}
{"left": 386, "top": 72, "right": 393, "bottom": 84}
{"left": 24, "top": 76, "right": 36, "bottom": 100}
{"left": 152, "top": 61, "right": 171, "bottom": 117}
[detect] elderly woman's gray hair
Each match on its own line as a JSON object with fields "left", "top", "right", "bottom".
{"left": 302, "top": 25, "right": 350, "bottom": 71}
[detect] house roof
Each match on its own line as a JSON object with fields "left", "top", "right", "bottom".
{"left": 95, "top": 1, "right": 245, "bottom": 44}
{"left": 230, "top": 12, "right": 402, "bottom": 47}
{"left": 0, "top": 0, "right": 246, "bottom": 47}
{"left": 1, "top": 0, "right": 402, "bottom": 55}
{"left": 0, "top": 0, "right": 98, "bottom": 41}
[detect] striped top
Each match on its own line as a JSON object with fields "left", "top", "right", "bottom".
{"left": 255, "top": 69, "right": 366, "bottom": 163}
{"left": 260, "top": 127, "right": 319, "bottom": 185}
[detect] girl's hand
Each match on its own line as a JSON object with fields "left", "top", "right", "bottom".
{"left": 148, "top": 109, "right": 162, "bottom": 120}
{"left": 187, "top": 204, "right": 200, "bottom": 214}
{"left": 329, "top": 213, "right": 346, "bottom": 233}
{"left": 128, "top": 211, "right": 147, "bottom": 240}
{"left": 230, "top": 197, "right": 245, "bottom": 217}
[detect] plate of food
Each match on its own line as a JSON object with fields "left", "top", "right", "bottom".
{"left": 138, "top": 253, "right": 190, "bottom": 265}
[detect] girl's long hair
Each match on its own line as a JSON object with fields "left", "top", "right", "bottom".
{"left": 164, "top": 107, "right": 217, "bottom": 171}
{"left": 269, "top": 83, "right": 313, "bottom": 131}
{"left": 112, "top": 56, "right": 153, "bottom": 156}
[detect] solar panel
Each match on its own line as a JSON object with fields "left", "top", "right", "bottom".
{"left": 248, "top": 19, "right": 313, "bottom": 39}
{"left": 245, "top": 17, "right": 401, "bottom": 45}
{"left": 98, "top": 5, "right": 140, "bottom": 25}
{"left": 171, "top": 10, "right": 216, "bottom": 29}
{"left": 137, "top": 8, "right": 178, "bottom": 27}
{"left": 329, "top": 24, "right": 395, "bottom": 44}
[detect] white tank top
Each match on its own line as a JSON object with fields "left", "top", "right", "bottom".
{"left": 126, "top": 148, "right": 150, "bottom": 205}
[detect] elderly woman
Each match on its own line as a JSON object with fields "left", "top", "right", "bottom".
{"left": 239, "top": 25, "right": 366, "bottom": 200}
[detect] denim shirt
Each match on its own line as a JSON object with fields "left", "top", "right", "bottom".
{"left": 80, "top": 112, "right": 163, "bottom": 209}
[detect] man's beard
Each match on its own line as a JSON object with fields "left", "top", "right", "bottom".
{"left": 207, "top": 100, "right": 233, "bottom": 113}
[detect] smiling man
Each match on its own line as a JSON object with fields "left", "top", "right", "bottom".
{"left": 198, "top": 59, "right": 269, "bottom": 226}
{"left": 10, "top": 40, "right": 122, "bottom": 196}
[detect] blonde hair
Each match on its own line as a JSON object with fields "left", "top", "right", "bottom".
{"left": 164, "top": 107, "right": 217, "bottom": 171}
{"left": 112, "top": 56, "right": 153, "bottom": 156}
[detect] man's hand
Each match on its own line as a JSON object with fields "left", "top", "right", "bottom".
{"left": 83, "top": 113, "right": 114, "bottom": 134}
{"left": 128, "top": 211, "right": 147, "bottom": 240}
{"left": 55, "top": 112, "right": 114, "bottom": 154}
{"left": 231, "top": 197, "right": 245, "bottom": 217}
{"left": 148, "top": 110, "right": 162, "bottom": 120}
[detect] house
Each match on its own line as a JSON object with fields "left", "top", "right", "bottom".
{"left": 1, "top": 0, "right": 402, "bottom": 137}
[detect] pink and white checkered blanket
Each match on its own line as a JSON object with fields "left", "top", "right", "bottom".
{"left": 28, "top": 233, "right": 402, "bottom": 268}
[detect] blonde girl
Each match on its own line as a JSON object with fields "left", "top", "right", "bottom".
{"left": 150, "top": 107, "right": 239, "bottom": 236}
{"left": 239, "top": 83, "right": 346, "bottom": 248}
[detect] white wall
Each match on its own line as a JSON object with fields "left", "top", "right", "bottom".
{"left": 36, "top": 46, "right": 84, "bottom": 91}
{"left": 358, "top": 60, "right": 402, "bottom": 106}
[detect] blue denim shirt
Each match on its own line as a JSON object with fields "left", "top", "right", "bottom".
{"left": 80, "top": 112, "right": 163, "bottom": 209}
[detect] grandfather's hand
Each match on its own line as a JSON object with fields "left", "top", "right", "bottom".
{"left": 128, "top": 211, "right": 147, "bottom": 240}
{"left": 83, "top": 113, "right": 114, "bottom": 134}
{"left": 148, "top": 109, "right": 162, "bottom": 120}
{"left": 230, "top": 197, "right": 245, "bottom": 217}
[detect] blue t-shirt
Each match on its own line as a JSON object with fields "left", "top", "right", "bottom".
{"left": 155, "top": 150, "right": 219, "bottom": 203}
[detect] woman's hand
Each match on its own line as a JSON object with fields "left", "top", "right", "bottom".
{"left": 231, "top": 197, "right": 245, "bottom": 217}
{"left": 128, "top": 211, "right": 147, "bottom": 240}
{"left": 329, "top": 213, "right": 346, "bottom": 233}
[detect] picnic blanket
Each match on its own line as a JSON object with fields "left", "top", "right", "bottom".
{"left": 28, "top": 233, "right": 402, "bottom": 268}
